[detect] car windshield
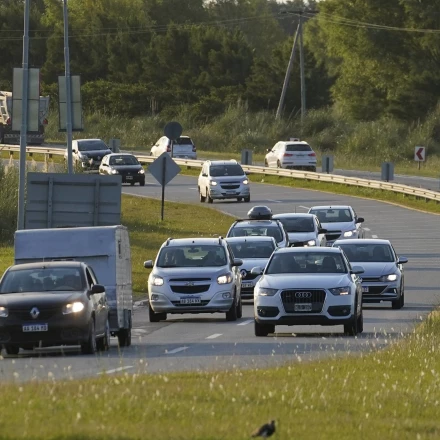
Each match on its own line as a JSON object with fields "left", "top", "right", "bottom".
{"left": 339, "top": 244, "right": 394, "bottom": 263}
{"left": 109, "top": 155, "right": 139, "bottom": 166}
{"left": 286, "top": 144, "right": 312, "bottom": 152}
{"left": 228, "top": 226, "right": 283, "bottom": 243}
{"left": 0, "top": 267, "right": 85, "bottom": 293}
{"left": 229, "top": 241, "right": 275, "bottom": 259}
{"left": 266, "top": 252, "right": 347, "bottom": 274}
{"left": 276, "top": 217, "right": 314, "bottom": 233}
{"left": 309, "top": 208, "right": 353, "bottom": 223}
{"left": 210, "top": 164, "right": 244, "bottom": 177}
{"left": 157, "top": 245, "right": 227, "bottom": 268}
{"left": 77, "top": 140, "right": 109, "bottom": 151}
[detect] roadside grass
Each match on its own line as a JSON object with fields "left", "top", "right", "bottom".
{"left": 0, "top": 151, "right": 64, "bottom": 164}
{"left": 0, "top": 312, "right": 439, "bottom": 438}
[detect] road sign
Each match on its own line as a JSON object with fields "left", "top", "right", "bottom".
{"left": 414, "top": 146, "right": 425, "bottom": 162}
{"left": 148, "top": 152, "right": 181, "bottom": 220}
{"left": 164, "top": 121, "right": 183, "bottom": 141}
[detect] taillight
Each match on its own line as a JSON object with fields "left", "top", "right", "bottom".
{"left": 192, "top": 145, "right": 196, "bottom": 152}
{"left": 43, "top": 118, "right": 48, "bottom": 125}
{"left": 283, "top": 153, "right": 293, "bottom": 157}
{"left": 309, "top": 152, "right": 316, "bottom": 157}
{"left": 6, "top": 117, "right": 11, "bottom": 125}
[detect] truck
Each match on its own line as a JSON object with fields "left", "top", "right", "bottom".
{"left": 13, "top": 225, "right": 133, "bottom": 347}
{"left": 0, "top": 90, "right": 49, "bottom": 145}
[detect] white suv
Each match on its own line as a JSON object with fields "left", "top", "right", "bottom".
{"left": 198, "top": 160, "right": 250, "bottom": 203}
{"left": 150, "top": 135, "right": 197, "bottom": 159}
{"left": 264, "top": 139, "right": 317, "bottom": 171}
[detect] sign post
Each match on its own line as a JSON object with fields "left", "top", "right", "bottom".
{"left": 414, "top": 146, "right": 425, "bottom": 170}
{"left": 148, "top": 152, "right": 181, "bottom": 220}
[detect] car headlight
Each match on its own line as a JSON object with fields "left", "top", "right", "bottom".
{"left": 242, "top": 179, "right": 249, "bottom": 185}
{"left": 256, "top": 287, "right": 278, "bottom": 296}
{"left": 210, "top": 180, "right": 218, "bottom": 186}
{"left": 138, "top": 169, "right": 145, "bottom": 174}
{"left": 380, "top": 274, "right": 398, "bottom": 282}
{"left": 343, "top": 230, "right": 356, "bottom": 237}
{"left": 307, "top": 239, "right": 316, "bottom": 246}
{"left": 329, "top": 286, "right": 351, "bottom": 296}
{"left": 110, "top": 168, "right": 119, "bottom": 174}
{"left": 0, "top": 306, "right": 8, "bottom": 318}
{"left": 62, "top": 302, "right": 85, "bottom": 314}
{"left": 152, "top": 275, "right": 164, "bottom": 286}
{"left": 217, "top": 274, "right": 233, "bottom": 284}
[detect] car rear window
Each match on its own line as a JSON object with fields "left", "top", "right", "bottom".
{"left": 275, "top": 217, "right": 314, "bottom": 233}
{"left": 286, "top": 144, "right": 312, "bottom": 152}
{"left": 229, "top": 241, "right": 275, "bottom": 259}
{"left": 229, "top": 226, "right": 282, "bottom": 243}
{"left": 309, "top": 209, "right": 353, "bottom": 223}
{"left": 175, "top": 138, "right": 193, "bottom": 145}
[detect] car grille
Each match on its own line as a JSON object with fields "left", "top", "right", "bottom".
{"left": 171, "top": 300, "right": 210, "bottom": 307}
{"left": 364, "top": 285, "right": 387, "bottom": 295}
{"left": 170, "top": 285, "right": 210, "bottom": 294}
{"left": 220, "top": 182, "right": 241, "bottom": 190}
{"left": 281, "top": 289, "right": 326, "bottom": 313}
{"left": 9, "top": 307, "right": 59, "bottom": 320}
{"left": 241, "top": 287, "right": 254, "bottom": 297}
{"left": 362, "top": 277, "right": 381, "bottom": 282}
{"left": 169, "top": 278, "right": 211, "bottom": 282}
{"left": 325, "top": 231, "right": 341, "bottom": 241}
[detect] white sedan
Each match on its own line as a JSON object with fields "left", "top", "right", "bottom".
{"left": 252, "top": 247, "right": 364, "bottom": 336}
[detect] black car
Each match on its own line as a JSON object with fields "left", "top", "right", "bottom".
{"left": 0, "top": 261, "right": 110, "bottom": 356}
{"left": 99, "top": 153, "right": 146, "bottom": 185}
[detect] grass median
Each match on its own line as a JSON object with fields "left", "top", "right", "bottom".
{"left": 0, "top": 312, "right": 439, "bottom": 439}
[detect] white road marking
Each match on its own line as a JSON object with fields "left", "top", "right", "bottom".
{"left": 189, "top": 187, "right": 198, "bottom": 190}
{"left": 98, "top": 366, "right": 133, "bottom": 375}
{"left": 364, "top": 228, "right": 371, "bottom": 231}
{"left": 267, "top": 199, "right": 282, "bottom": 203}
{"left": 206, "top": 333, "right": 222, "bottom": 339}
{"left": 299, "top": 205, "right": 310, "bottom": 210}
{"left": 132, "top": 328, "right": 147, "bottom": 334}
{"left": 165, "top": 346, "right": 189, "bottom": 354}
{"left": 372, "top": 235, "right": 378, "bottom": 238}
{"left": 237, "top": 319, "right": 253, "bottom": 326}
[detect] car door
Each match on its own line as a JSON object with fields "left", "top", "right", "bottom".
{"left": 85, "top": 267, "right": 106, "bottom": 334}
{"left": 199, "top": 163, "right": 208, "bottom": 193}
{"left": 352, "top": 208, "right": 365, "bottom": 238}
{"left": 315, "top": 218, "right": 327, "bottom": 246}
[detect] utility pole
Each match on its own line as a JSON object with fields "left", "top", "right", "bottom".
{"left": 63, "top": 0, "right": 73, "bottom": 174}
{"left": 299, "top": 13, "right": 306, "bottom": 124}
{"left": 17, "top": 0, "right": 30, "bottom": 230}
{"left": 275, "top": 23, "right": 300, "bottom": 119}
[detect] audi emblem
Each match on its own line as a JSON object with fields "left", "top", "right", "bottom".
{"left": 295, "top": 291, "right": 312, "bottom": 299}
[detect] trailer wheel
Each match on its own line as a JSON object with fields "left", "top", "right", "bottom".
{"left": 117, "top": 312, "right": 132, "bottom": 347}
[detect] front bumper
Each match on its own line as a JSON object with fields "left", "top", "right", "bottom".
{"left": 209, "top": 186, "right": 250, "bottom": 200}
{"left": 361, "top": 281, "right": 400, "bottom": 303}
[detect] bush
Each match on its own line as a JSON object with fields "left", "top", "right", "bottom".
{"left": 0, "top": 161, "right": 18, "bottom": 244}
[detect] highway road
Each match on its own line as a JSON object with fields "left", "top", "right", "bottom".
{"left": 0, "top": 171, "right": 439, "bottom": 382}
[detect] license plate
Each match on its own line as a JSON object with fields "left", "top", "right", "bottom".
{"left": 242, "top": 282, "right": 253, "bottom": 288}
{"left": 180, "top": 297, "right": 201, "bottom": 304}
{"left": 226, "top": 190, "right": 236, "bottom": 194}
{"left": 126, "top": 175, "right": 133, "bottom": 180}
{"left": 294, "top": 303, "right": 312, "bottom": 312}
{"left": 362, "top": 287, "right": 369, "bottom": 293}
{"left": 23, "top": 324, "right": 48, "bottom": 332}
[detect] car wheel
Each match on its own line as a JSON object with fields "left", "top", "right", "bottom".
{"left": 199, "top": 188, "right": 206, "bottom": 203}
{"left": 237, "top": 197, "right": 242, "bottom": 202}
{"left": 254, "top": 320, "right": 275, "bottom": 337}
{"left": 81, "top": 319, "right": 97, "bottom": 354}
{"left": 244, "top": 196, "right": 251, "bottom": 203}
{"left": 207, "top": 192, "right": 214, "bottom": 204}
{"left": 310, "top": 166, "right": 317, "bottom": 172}
{"left": 392, "top": 285, "right": 404, "bottom": 309}
{"left": 97, "top": 319, "right": 110, "bottom": 352}
{"left": 4, "top": 345, "right": 20, "bottom": 355}
{"left": 344, "top": 302, "right": 359, "bottom": 336}
{"left": 139, "top": 180, "right": 145, "bottom": 186}
{"left": 357, "top": 309, "right": 364, "bottom": 334}
{"left": 149, "top": 302, "right": 167, "bottom": 322}
{"left": 226, "top": 297, "right": 238, "bottom": 321}
{"left": 236, "top": 295, "right": 243, "bottom": 319}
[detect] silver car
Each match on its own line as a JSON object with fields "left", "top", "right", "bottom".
{"left": 272, "top": 213, "right": 327, "bottom": 247}
{"left": 333, "top": 239, "right": 408, "bottom": 309}
{"left": 144, "top": 238, "right": 243, "bottom": 322}
{"left": 308, "top": 205, "right": 365, "bottom": 246}
{"left": 252, "top": 247, "right": 364, "bottom": 336}
{"left": 225, "top": 236, "right": 277, "bottom": 300}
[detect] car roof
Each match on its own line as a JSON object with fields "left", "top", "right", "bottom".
{"left": 225, "top": 236, "right": 276, "bottom": 243}
{"left": 7, "top": 261, "right": 85, "bottom": 271}
{"left": 272, "top": 213, "right": 316, "bottom": 219}
{"left": 279, "top": 141, "right": 310, "bottom": 146}
{"left": 309, "top": 205, "right": 353, "bottom": 210}
{"left": 274, "top": 247, "right": 343, "bottom": 255}
{"left": 206, "top": 160, "right": 239, "bottom": 166}
{"left": 106, "top": 153, "right": 136, "bottom": 157}
{"left": 163, "top": 238, "right": 227, "bottom": 247}
{"left": 76, "top": 138, "right": 103, "bottom": 142}
{"left": 334, "top": 238, "right": 391, "bottom": 246}
{"left": 232, "top": 220, "right": 281, "bottom": 227}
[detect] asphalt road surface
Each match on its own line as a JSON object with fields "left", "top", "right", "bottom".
{"left": 1, "top": 171, "right": 439, "bottom": 382}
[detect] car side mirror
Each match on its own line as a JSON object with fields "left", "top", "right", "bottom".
{"left": 357, "top": 217, "right": 365, "bottom": 223}
{"left": 91, "top": 284, "right": 105, "bottom": 294}
{"left": 397, "top": 257, "right": 408, "bottom": 264}
{"left": 202, "top": 173, "right": 208, "bottom": 177}
{"left": 72, "top": 149, "right": 77, "bottom": 153}
{"left": 250, "top": 266, "right": 263, "bottom": 275}
{"left": 319, "top": 228, "right": 327, "bottom": 234}
{"left": 144, "top": 260, "right": 154, "bottom": 269}
{"left": 351, "top": 265, "right": 364, "bottom": 275}
{"left": 232, "top": 258, "right": 243, "bottom": 267}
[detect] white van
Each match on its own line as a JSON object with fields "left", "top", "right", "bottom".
{"left": 14, "top": 225, "right": 133, "bottom": 347}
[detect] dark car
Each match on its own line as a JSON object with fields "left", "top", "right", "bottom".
{"left": 0, "top": 261, "right": 110, "bottom": 356}
{"left": 65, "top": 138, "right": 113, "bottom": 171}
{"left": 99, "top": 153, "right": 145, "bottom": 186}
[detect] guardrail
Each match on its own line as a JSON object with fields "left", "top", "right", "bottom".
{"left": 2, "top": 143, "right": 440, "bottom": 203}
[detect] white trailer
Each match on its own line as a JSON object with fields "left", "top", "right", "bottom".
{"left": 14, "top": 225, "right": 133, "bottom": 346}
